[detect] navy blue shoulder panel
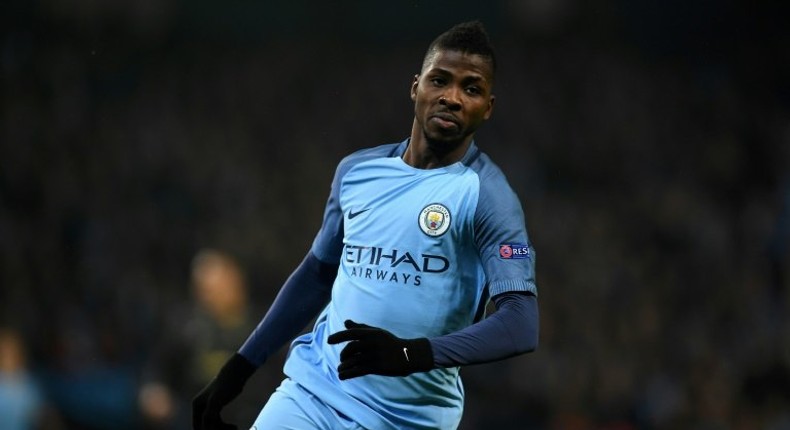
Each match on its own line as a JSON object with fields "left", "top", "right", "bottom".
{"left": 465, "top": 145, "right": 538, "bottom": 297}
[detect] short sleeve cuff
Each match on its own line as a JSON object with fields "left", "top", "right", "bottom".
{"left": 488, "top": 279, "right": 537, "bottom": 297}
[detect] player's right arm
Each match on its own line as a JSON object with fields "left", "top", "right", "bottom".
{"left": 239, "top": 148, "right": 358, "bottom": 366}
{"left": 237, "top": 252, "right": 338, "bottom": 365}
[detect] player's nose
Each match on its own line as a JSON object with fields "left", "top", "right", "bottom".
{"left": 438, "top": 89, "right": 462, "bottom": 111}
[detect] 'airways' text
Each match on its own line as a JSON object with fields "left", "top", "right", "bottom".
{"left": 348, "top": 266, "right": 422, "bottom": 286}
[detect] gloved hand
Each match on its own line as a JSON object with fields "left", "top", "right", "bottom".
{"left": 327, "top": 320, "right": 434, "bottom": 380}
{"left": 192, "top": 353, "right": 257, "bottom": 430}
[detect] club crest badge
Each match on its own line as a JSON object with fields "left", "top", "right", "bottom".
{"left": 419, "top": 203, "right": 451, "bottom": 237}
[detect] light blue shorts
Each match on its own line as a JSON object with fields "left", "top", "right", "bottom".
{"left": 250, "top": 378, "right": 366, "bottom": 430}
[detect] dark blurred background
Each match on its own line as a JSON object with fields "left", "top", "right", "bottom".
{"left": 1, "top": 0, "right": 789, "bottom": 429}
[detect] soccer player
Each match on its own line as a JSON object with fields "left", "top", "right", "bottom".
{"left": 193, "top": 21, "right": 539, "bottom": 430}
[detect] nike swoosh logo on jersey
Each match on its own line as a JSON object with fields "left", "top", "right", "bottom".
{"left": 348, "top": 208, "right": 370, "bottom": 219}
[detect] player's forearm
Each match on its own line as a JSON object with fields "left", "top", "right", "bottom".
{"left": 238, "top": 252, "right": 337, "bottom": 366}
{"left": 429, "top": 292, "right": 538, "bottom": 367}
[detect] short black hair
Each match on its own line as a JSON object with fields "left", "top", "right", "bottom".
{"left": 422, "top": 20, "right": 496, "bottom": 76}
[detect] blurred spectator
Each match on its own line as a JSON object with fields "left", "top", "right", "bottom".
{"left": 0, "top": 327, "right": 44, "bottom": 430}
{"left": 139, "top": 248, "right": 266, "bottom": 429}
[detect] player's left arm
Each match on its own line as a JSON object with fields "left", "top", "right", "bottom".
{"left": 430, "top": 163, "right": 541, "bottom": 367}
{"left": 429, "top": 291, "right": 537, "bottom": 367}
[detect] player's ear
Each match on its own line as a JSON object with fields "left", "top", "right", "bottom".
{"left": 410, "top": 74, "right": 420, "bottom": 101}
{"left": 483, "top": 94, "right": 495, "bottom": 120}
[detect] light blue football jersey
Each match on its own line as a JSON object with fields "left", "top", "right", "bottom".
{"left": 284, "top": 139, "right": 537, "bottom": 430}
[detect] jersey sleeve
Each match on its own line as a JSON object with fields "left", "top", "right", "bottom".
{"left": 429, "top": 291, "right": 538, "bottom": 367}
{"left": 238, "top": 252, "right": 336, "bottom": 366}
{"left": 474, "top": 165, "right": 538, "bottom": 298}
{"left": 310, "top": 156, "right": 350, "bottom": 264}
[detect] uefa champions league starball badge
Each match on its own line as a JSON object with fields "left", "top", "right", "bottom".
{"left": 419, "top": 203, "right": 451, "bottom": 237}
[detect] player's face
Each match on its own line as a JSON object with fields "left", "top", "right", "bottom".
{"left": 411, "top": 49, "right": 495, "bottom": 150}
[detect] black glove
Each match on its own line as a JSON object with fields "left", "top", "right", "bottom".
{"left": 327, "top": 320, "right": 434, "bottom": 380}
{"left": 192, "top": 353, "right": 257, "bottom": 430}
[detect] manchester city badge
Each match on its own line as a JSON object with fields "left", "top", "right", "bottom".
{"left": 418, "top": 203, "right": 451, "bottom": 237}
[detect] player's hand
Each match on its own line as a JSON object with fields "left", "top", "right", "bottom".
{"left": 192, "top": 353, "right": 256, "bottom": 430}
{"left": 327, "top": 319, "right": 434, "bottom": 380}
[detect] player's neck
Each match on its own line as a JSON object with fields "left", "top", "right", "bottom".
{"left": 404, "top": 125, "right": 472, "bottom": 169}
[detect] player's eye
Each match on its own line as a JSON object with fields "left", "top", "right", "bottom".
{"left": 465, "top": 86, "right": 482, "bottom": 95}
{"left": 430, "top": 77, "right": 446, "bottom": 87}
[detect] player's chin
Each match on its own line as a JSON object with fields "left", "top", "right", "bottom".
{"left": 435, "top": 129, "right": 475, "bottom": 147}
{"left": 424, "top": 126, "right": 466, "bottom": 145}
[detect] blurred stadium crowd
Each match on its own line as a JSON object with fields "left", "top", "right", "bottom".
{"left": 1, "top": 1, "right": 789, "bottom": 429}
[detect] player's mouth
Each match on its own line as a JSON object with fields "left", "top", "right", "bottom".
{"left": 430, "top": 113, "right": 460, "bottom": 130}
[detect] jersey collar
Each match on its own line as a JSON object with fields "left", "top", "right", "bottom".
{"left": 394, "top": 138, "right": 480, "bottom": 167}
